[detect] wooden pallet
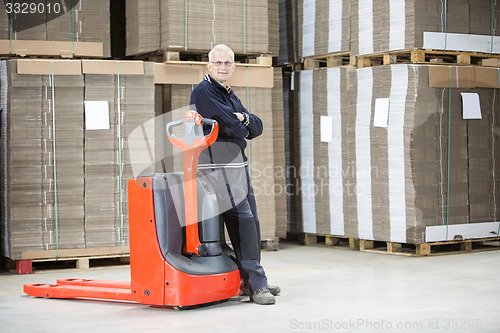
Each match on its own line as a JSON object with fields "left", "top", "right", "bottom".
{"left": 297, "top": 233, "right": 358, "bottom": 250}
{"left": 359, "top": 237, "right": 500, "bottom": 257}
{"left": 129, "top": 48, "right": 273, "bottom": 66}
{"left": 302, "top": 51, "right": 354, "bottom": 70}
{"left": 5, "top": 254, "right": 130, "bottom": 274}
{"left": 357, "top": 49, "right": 500, "bottom": 68}
{"left": 294, "top": 233, "right": 500, "bottom": 257}
{"left": 4, "top": 246, "right": 131, "bottom": 274}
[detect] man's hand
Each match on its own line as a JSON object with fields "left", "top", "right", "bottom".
{"left": 234, "top": 113, "right": 245, "bottom": 122}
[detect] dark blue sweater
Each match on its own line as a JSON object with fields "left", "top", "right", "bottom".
{"left": 190, "top": 74, "right": 263, "bottom": 166}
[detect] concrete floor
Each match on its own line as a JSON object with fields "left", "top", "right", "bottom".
{"left": 1, "top": 241, "right": 499, "bottom": 333}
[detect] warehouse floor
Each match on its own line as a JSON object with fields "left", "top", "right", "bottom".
{"left": 1, "top": 241, "right": 499, "bottom": 333}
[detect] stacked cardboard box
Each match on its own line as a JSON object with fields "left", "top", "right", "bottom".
{"left": 283, "top": 0, "right": 500, "bottom": 243}
{"left": 126, "top": 0, "right": 278, "bottom": 56}
{"left": 0, "top": 0, "right": 110, "bottom": 57}
{"left": 277, "top": 0, "right": 297, "bottom": 65}
{"left": 268, "top": 0, "right": 280, "bottom": 60}
{"left": 289, "top": 66, "right": 350, "bottom": 236}
{"left": 290, "top": 64, "right": 500, "bottom": 243}
{"left": 271, "top": 68, "right": 287, "bottom": 238}
{"left": 43, "top": 70, "right": 86, "bottom": 251}
{"left": 83, "top": 71, "right": 119, "bottom": 248}
{"left": 125, "top": 0, "right": 160, "bottom": 56}
{"left": 0, "top": 59, "right": 155, "bottom": 260}
{"left": 79, "top": 0, "right": 112, "bottom": 57}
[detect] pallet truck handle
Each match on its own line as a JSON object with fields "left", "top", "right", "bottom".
{"left": 165, "top": 111, "right": 219, "bottom": 256}
{"left": 166, "top": 111, "right": 218, "bottom": 150}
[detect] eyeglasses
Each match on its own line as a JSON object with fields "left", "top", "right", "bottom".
{"left": 211, "top": 61, "right": 234, "bottom": 67}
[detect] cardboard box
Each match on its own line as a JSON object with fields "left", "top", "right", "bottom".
{"left": 428, "top": 65, "right": 475, "bottom": 88}
{"left": 429, "top": 65, "right": 500, "bottom": 89}
{"left": 0, "top": 59, "right": 155, "bottom": 260}
{"left": 154, "top": 62, "right": 274, "bottom": 88}
{"left": 474, "top": 67, "right": 500, "bottom": 88}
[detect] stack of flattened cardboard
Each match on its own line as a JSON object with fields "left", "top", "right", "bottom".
{"left": 233, "top": 85, "right": 277, "bottom": 240}
{"left": 0, "top": 59, "right": 155, "bottom": 260}
{"left": 277, "top": 0, "right": 297, "bottom": 66}
{"left": 289, "top": 63, "right": 500, "bottom": 244}
{"left": 294, "top": 0, "right": 494, "bottom": 60}
{"left": 351, "top": 0, "right": 500, "bottom": 56}
{"left": 271, "top": 68, "right": 287, "bottom": 239}
{"left": 290, "top": 66, "right": 350, "bottom": 237}
{"left": 126, "top": 0, "right": 278, "bottom": 56}
{"left": 1, "top": 60, "right": 45, "bottom": 256}
{"left": 125, "top": 0, "right": 160, "bottom": 56}
{"left": 120, "top": 62, "right": 157, "bottom": 245}
{"left": 470, "top": 1, "right": 495, "bottom": 35}
{"left": 79, "top": 0, "right": 112, "bottom": 57}
{"left": 296, "top": 0, "right": 351, "bottom": 58}
{"left": 83, "top": 71, "right": 118, "bottom": 248}
{"left": 0, "top": 0, "right": 110, "bottom": 57}
{"left": 44, "top": 71, "right": 86, "bottom": 251}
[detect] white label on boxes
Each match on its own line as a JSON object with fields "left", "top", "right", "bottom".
{"left": 461, "top": 93, "right": 482, "bottom": 119}
{"left": 373, "top": 98, "right": 390, "bottom": 127}
{"left": 84, "top": 101, "right": 110, "bottom": 130}
{"left": 320, "top": 116, "right": 333, "bottom": 142}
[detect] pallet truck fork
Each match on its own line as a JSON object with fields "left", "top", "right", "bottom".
{"left": 24, "top": 111, "right": 242, "bottom": 309}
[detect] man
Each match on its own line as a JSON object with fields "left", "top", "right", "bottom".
{"left": 190, "top": 44, "right": 280, "bottom": 305}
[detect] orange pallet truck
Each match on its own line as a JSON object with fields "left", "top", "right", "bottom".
{"left": 24, "top": 111, "right": 242, "bottom": 309}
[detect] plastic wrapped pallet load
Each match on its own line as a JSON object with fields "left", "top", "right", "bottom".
{"left": 292, "top": 64, "right": 500, "bottom": 244}
{"left": 0, "top": 59, "right": 155, "bottom": 260}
